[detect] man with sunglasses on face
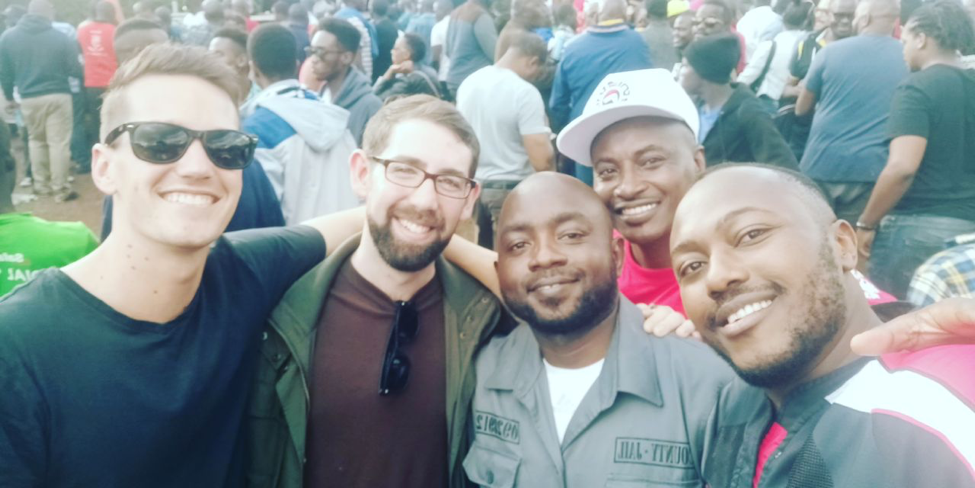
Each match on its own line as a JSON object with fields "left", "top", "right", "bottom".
{"left": 244, "top": 95, "right": 509, "bottom": 488}
{"left": 0, "top": 44, "right": 362, "bottom": 487}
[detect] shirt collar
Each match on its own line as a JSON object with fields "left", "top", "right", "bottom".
{"left": 483, "top": 297, "right": 663, "bottom": 407}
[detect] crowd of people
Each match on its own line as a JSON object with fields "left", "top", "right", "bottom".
{"left": 1, "top": 0, "right": 975, "bottom": 486}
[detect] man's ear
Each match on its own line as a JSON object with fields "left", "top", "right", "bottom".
{"left": 459, "top": 181, "right": 482, "bottom": 222}
{"left": 692, "top": 145, "right": 706, "bottom": 173}
{"left": 832, "top": 219, "right": 859, "bottom": 272}
{"left": 612, "top": 234, "right": 626, "bottom": 277}
{"left": 342, "top": 51, "right": 356, "bottom": 67}
{"left": 90, "top": 143, "right": 118, "bottom": 197}
{"left": 349, "top": 149, "right": 373, "bottom": 199}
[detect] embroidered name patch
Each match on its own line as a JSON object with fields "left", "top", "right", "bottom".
{"left": 474, "top": 411, "right": 521, "bottom": 444}
{"left": 614, "top": 438, "right": 694, "bottom": 469}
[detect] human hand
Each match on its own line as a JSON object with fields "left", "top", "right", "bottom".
{"left": 851, "top": 297, "right": 975, "bottom": 355}
{"left": 638, "top": 303, "right": 701, "bottom": 340}
{"left": 855, "top": 228, "right": 875, "bottom": 274}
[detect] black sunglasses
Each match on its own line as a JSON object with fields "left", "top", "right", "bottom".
{"left": 104, "top": 122, "right": 258, "bottom": 170}
{"left": 379, "top": 301, "right": 419, "bottom": 396}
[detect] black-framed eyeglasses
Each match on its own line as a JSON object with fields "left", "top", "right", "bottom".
{"left": 104, "top": 122, "right": 257, "bottom": 170}
{"left": 379, "top": 301, "right": 419, "bottom": 396}
{"left": 370, "top": 156, "right": 476, "bottom": 199}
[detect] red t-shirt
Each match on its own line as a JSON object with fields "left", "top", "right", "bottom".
{"left": 77, "top": 22, "right": 117, "bottom": 88}
{"left": 617, "top": 235, "right": 685, "bottom": 315}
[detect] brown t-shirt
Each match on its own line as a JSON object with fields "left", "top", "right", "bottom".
{"left": 304, "top": 259, "right": 448, "bottom": 488}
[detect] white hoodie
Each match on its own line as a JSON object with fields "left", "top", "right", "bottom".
{"left": 242, "top": 80, "right": 359, "bottom": 224}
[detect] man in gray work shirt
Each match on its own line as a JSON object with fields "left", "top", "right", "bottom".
{"left": 463, "top": 172, "right": 733, "bottom": 486}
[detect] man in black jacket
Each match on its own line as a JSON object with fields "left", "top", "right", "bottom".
{"left": 678, "top": 33, "right": 798, "bottom": 170}
{"left": 0, "top": 0, "right": 82, "bottom": 202}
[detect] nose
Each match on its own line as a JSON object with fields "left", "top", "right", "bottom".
{"left": 705, "top": 249, "right": 749, "bottom": 301}
{"left": 528, "top": 235, "right": 568, "bottom": 271}
{"left": 614, "top": 164, "right": 648, "bottom": 200}
{"left": 173, "top": 139, "right": 214, "bottom": 179}
{"left": 404, "top": 177, "right": 440, "bottom": 211}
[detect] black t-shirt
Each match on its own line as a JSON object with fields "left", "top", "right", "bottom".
{"left": 0, "top": 226, "right": 325, "bottom": 488}
{"left": 889, "top": 65, "right": 975, "bottom": 219}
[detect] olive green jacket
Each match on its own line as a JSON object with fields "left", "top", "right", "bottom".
{"left": 243, "top": 234, "right": 505, "bottom": 488}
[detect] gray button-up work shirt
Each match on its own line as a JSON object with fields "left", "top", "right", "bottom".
{"left": 463, "top": 298, "right": 735, "bottom": 487}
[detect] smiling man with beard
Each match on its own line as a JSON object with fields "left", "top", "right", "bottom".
{"left": 245, "top": 95, "right": 510, "bottom": 488}
{"left": 670, "top": 164, "right": 975, "bottom": 487}
{"left": 463, "top": 172, "right": 733, "bottom": 487}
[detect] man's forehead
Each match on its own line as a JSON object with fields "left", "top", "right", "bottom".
{"left": 593, "top": 117, "right": 694, "bottom": 156}
{"left": 380, "top": 119, "right": 473, "bottom": 174}
{"left": 500, "top": 176, "right": 609, "bottom": 231}
{"left": 674, "top": 169, "right": 799, "bottom": 233}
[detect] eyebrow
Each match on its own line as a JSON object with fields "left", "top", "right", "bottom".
{"left": 671, "top": 206, "right": 777, "bottom": 256}
{"left": 594, "top": 144, "right": 670, "bottom": 164}
{"left": 499, "top": 211, "right": 591, "bottom": 237}
{"left": 385, "top": 154, "right": 467, "bottom": 178}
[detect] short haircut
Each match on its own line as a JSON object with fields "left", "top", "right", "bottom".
{"left": 506, "top": 31, "right": 548, "bottom": 63}
{"left": 554, "top": 3, "right": 577, "bottom": 26}
{"left": 248, "top": 23, "right": 298, "bottom": 80}
{"left": 100, "top": 44, "right": 241, "bottom": 140}
{"left": 288, "top": 3, "right": 308, "bottom": 23}
{"left": 402, "top": 32, "right": 427, "bottom": 62}
{"left": 114, "top": 18, "right": 165, "bottom": 41}
{"left": 272, "top": 0, "right": 289, "bottom": 17}
{"left": 373, "top": 0, "right": 390, "bottom": 17}
{"left": 701, "top": 0, "right": 734, "bottom": 23}
{"left": 362, "top": 95, "right": 481, "bottom": 177}
{"left": 646, "top": 0, "right": 668, "bottom": 19}
{"left": 318, "top": 17, "right": 361, "bottom": 53}
{"left": 212, "top": 27, "right": 249, "bottom": 51}
{"left": 698, "top": 163, "right": 836, "bottom": 223}
{"left": 782, "top": 0, "right": 812, "bottom": 28}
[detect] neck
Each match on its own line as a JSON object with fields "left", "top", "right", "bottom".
{"left": 60, "top": 230, "right": 211, "bottom": 323}
{"left": 630, "top": 234, "right": 672, "bottom": 269}
{"left": 919, "top": 51, "right": 960, "bottom": 70}
{"left": 535, "top": 301, "right": 619, "bottom": 369}
{"left": 700, "top": 82, "right": 734, "bottom": 110}
{"left": 495, "top": 55, "right": 519, "bottom": 73}
{"left": 860, "top": 23, "right": 895, "bottom": 36}
{"left": 350, "top": 224, "right": 437, "bottom": 301}
{"left": 237, "top": 75, "right": 251, "bottom": 97}
{"left": 327, "top": 66, "right": 351, "bottom": 95}
{"left": 766, "top": 275, "right": 883, "bottom": 408}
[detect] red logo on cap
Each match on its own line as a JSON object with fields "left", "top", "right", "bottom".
{"left": 597, "top": 81, "right": 630, "bottom": 106}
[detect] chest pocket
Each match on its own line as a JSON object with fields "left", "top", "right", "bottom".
{"left": 463, "top": 443, "right": 520, "bottom": 488}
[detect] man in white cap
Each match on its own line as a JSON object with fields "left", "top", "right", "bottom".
{"left": 556, "top": 68, "right": 892, "bottom": 320}
{"left": 556, "top": 68, "right": 706, "bottom": 317}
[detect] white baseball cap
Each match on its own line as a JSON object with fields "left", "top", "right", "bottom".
{"left": 556, "top": 69, "right": 700, "bottom": 167}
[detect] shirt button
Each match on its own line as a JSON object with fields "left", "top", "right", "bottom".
{"left": 262, "top": 332, "right": 268, "bottom": 341}
{"left": 303, "top": 457, "right": 308, "bottom": 464}
{"left": 774, "top": 451, "right": 782, "bottom": 459}
{"left": 282, "top": 365, "right": 290, "bottom": 372}
{"left": 274, "top": 353, "right": 283, "bottom": 362}
{"left": 460, "top": 332, "right": 468, "bottom": 339}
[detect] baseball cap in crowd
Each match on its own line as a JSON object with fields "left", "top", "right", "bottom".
{"left": 556, "top": 69, "right": 699, "bottom": 166}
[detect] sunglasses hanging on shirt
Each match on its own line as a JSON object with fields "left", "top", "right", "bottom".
{"left": 379, "top": 300, "right": 420, "bottom": 396}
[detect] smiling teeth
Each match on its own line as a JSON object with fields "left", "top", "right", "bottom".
{"left": 164, "top": 192, "right": 215, "bottom": 206}
{"left": 399, "top": 219, "right": 432, "bottom": 234}
{"left": 621, "top": 203, "right": 658, "bottom": 216}
{"left": 728, "top": 300, "right": 773, "bottom": 325}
